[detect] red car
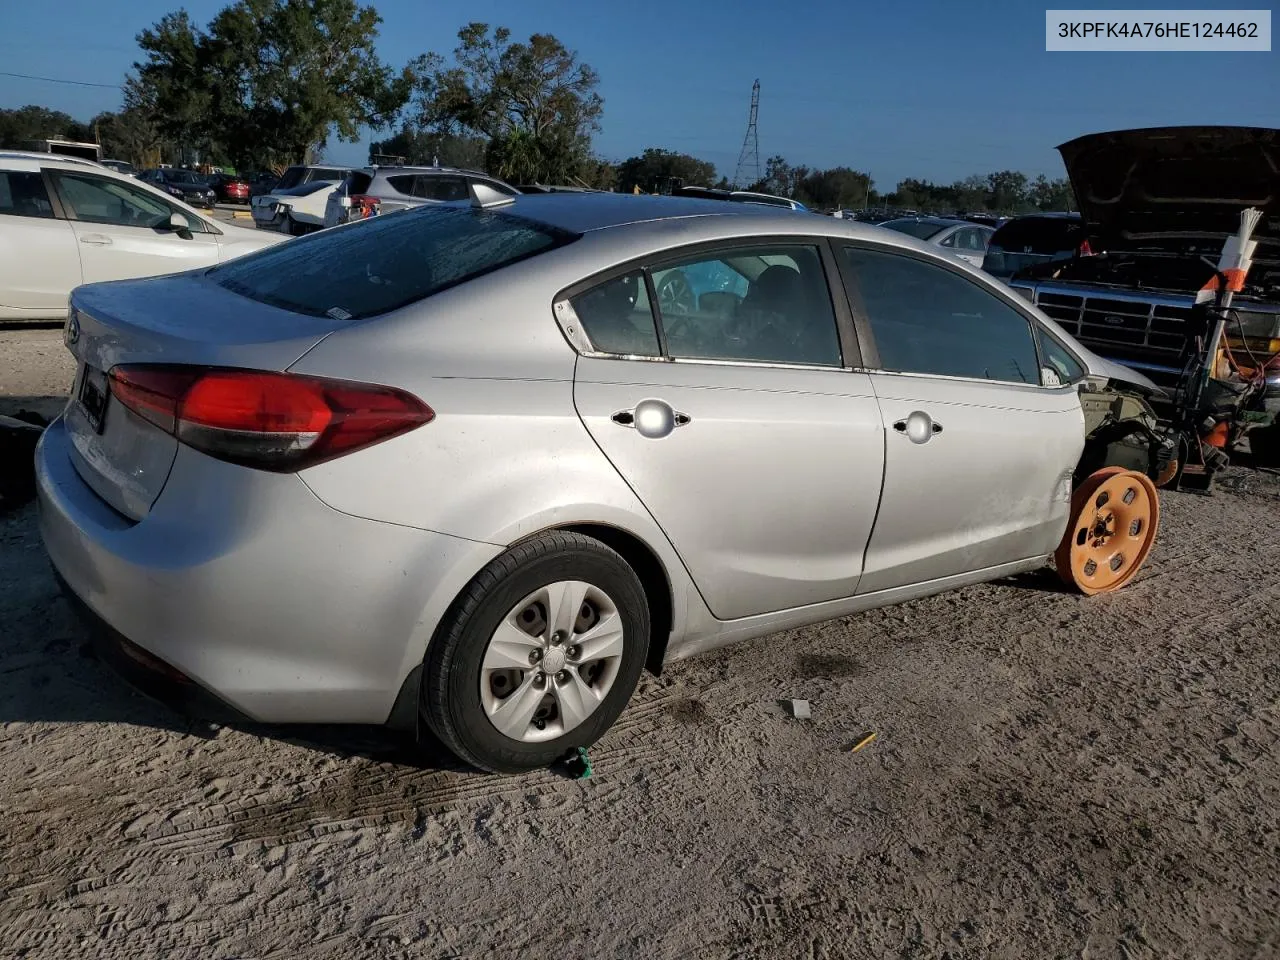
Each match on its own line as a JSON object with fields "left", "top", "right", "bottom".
{"left": 211, "top": 174, "right": 250, "bottom": 204}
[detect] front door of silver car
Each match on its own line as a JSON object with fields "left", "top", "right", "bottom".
{"left": 836, "top": 244, "right": 1085, "bottom": 593}
{"left": 562, "top": 240, "right": 886, "bottom": 621}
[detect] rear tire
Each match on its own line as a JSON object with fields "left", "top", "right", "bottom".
{"left": 421, "top": 531, "right": 650, "bottom": 773}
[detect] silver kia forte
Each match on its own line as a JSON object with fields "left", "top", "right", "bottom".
{"left": 36, "top": 191, "right": 1167, "bottom": 772}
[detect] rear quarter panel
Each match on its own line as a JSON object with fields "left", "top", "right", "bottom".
{"left": 286, "top": 247, "right": 699, "bottom": 634}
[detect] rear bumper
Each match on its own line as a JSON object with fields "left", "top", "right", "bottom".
{"left": 55, "top": 568, "right": 253, "bottom": 725}
{"left": 36, "top": 417, "right": 501, "bottom": 724}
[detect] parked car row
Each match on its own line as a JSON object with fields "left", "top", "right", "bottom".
{"left": 246, "top": 163, "right": 523, "bottom": 235}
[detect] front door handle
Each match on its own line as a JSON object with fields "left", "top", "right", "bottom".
{"left": 79, "top": 234, "right": 113, "bottom": 246}
{"left": 892, "top": 411, "right": 942, "bottom": 444}
{"left": 611, "top": 399, "right": 690, "bottom": 439}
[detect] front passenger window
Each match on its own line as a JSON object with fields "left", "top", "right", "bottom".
{"left": 842, "top": 246, "right": 1041, "bottom": 384}
{"left": 53, "top": 172, "right": 186, "bottom": 231}
{"left": 1039, "top": 330, "right": 1086, "bottom": 384}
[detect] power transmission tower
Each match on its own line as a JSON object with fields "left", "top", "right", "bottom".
{"left": 733, "top": 80, "right": 760, "bottom": 188}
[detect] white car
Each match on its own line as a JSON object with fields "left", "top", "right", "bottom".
{"left": 0, "top": 152, "right": 287, "bottom": 322}
{"left": 251, "top": 180, "right": 341, "bottom": 235}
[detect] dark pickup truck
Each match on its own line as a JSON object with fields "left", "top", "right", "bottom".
{"left": 1007, "top": 126, "right": 1280, "bottom": 416}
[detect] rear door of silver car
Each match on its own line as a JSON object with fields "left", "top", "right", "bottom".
{"left": 834, "top": 243, "right": 1085, "bottom": 594}
{"left": 564, "top": 239, "right": 886, "bottom": 621}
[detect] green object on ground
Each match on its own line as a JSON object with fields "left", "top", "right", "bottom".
{"left": 564, "top": 746, "right": 592, "bottom": 779}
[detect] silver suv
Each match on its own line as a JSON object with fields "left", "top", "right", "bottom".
{"left": 323, "top": 165, "right": 519, "bottom": 228}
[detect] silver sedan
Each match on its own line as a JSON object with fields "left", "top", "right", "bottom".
{"left": 36, "top": 192, "right": 1163, "bottom": 772}
{"left": 878, "top": 216, "right": 995, "bottom": 267}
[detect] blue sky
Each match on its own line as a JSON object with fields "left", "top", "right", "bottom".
{"left": 2, "top": 0, "right": 1276, "bottom": 189}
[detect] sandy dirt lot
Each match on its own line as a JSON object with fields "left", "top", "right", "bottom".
{"left": 2, "top": 327, "right": 1278, "bottom": 959}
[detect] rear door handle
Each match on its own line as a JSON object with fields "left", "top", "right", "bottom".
{"left": 611, "top": 399, "right": 690, "bottom": 439}
{"left": 892, "top": 411, "right": 942, "bottom": 444}
{"left": 79, "top": 234, "right": 113, "bottom": 246}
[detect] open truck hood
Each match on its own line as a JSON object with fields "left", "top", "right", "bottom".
{"left": 1057, "top": 126, "right": 1280, "bottom": 254}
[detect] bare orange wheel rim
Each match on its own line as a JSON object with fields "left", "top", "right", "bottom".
{"left": 1056, "top": 468, "right": 1160, "bottom": 595}
{"left": 1155, "top": 458, "right": 1179, "bottom": 488}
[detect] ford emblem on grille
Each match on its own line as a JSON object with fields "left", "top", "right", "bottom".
{"left": 1104, "top": 314, "right": 1124, "bottom": 325}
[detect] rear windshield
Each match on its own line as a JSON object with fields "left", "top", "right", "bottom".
{"left": 307, "top": 167, "right": 349, "bottom": 183}
{"left": 278, "top": 180, "right": 336, "bottom": 197}
{"left": 880, "top": 219, "right": 947, "bottom": 240}
{"left": 275, "top": 166, "right": 305, "bottom": 190}
{"left": 209, "top": 205, "right": 579, "bottom": 320}
{"left": 345, "top": 171, "right": 374, "bottom": 194}
{"left": 983, "top": 249, "right": 1074, "bottom": 279}
{"left": 989, "top": 217, "right": 1083, "bottom": 253}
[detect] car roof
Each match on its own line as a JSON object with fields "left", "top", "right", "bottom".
{"left": 493, "top": 192, "right": 789, "bottom": 233}
{"left": 1010, "top": 211, "right": 1082, "bottom": 219}
{"left": 367, "top": 164, "right": 493, "bottom": 177}
{"left": 883, "top": 215, "right": 969, "bottom": 227}
{"left": 0, "top": 151, "right": 106, "bottom": 172}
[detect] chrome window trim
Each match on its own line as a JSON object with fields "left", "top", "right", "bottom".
{"left": 555, "top": 296, "right": 855, "bottom": 373}
{"left": 858, "top": 365, "right": 1075, "bottom": 394}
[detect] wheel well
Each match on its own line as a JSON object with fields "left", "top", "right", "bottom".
{"left": 559, "top": 523, "right": 673, "bottom": 675}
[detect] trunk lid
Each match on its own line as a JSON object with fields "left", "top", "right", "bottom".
{"left": 1057, "top": 126, "right": 1280, "bottom": 254}
{"left": 63, "top": 272, "right": 357, "bottom": 520}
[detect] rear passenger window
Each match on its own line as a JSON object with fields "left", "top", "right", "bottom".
{"left": 414, "top": 176, "right": 469, "bottom": 201}
{"left": 842, "top": 246, "right": 1040, "bottom": 384}
{"left": 473, "top": 178, "right": 518, "bottom": 197}
{"left": 652, "top": 245, "right": 842, "bottom": 366}
{"left": 0, "top": 172, "right": 54, "bottom": 219}
{"left": 386, "top": 175, "right": 416, "bottom": 196}
{"left": 570, "top": 271, "right": 661, "bottom": 356}
{"left": 957, "top": 228, "right": 989, "bottom": 251}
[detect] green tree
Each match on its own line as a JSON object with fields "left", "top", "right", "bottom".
{"left": 615, "top": 148, "right": 715, "bottom": 193}
{"left": 410, "top": 23, "right": 603, "bottom": 184}
{"left": 369, "top": 125, "right": 487, "bottom": 169}
{"left": 1029, "top": 174, "right": 1074, "bottom": 212}
{"left": 986, "top": 170, "right": 1029, "bottom": 213}
{"left": 91, "top": 109, "right": 163, "bottom": 167}
{"left": 952, "top": 174, "right": 988, "bottom": 212}
{"left": 577, "top": 156, "right": 617, "bottom": 191}
{"left": 795, "top": 167, "right": 874, "bottom": 209}
{"left": 750, "top": 155, "right": 810, "bottom": 198}
{"left": 0, "top": 106, "right": 93, "bottom": 147}
{"left": 132, "top": 0, "right": 410, "bottom": 170}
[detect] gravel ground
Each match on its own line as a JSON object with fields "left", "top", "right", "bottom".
{"left": 2, "top": 328, "right": 1278, "bottom": 959}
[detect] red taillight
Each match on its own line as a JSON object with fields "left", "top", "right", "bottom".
{"left": 348, "top": 194, "right": 380, "bottom": 219}
{"left": 108, "top": 365, "right": 433, "bottom": 472}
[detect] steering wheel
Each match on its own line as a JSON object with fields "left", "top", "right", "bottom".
{"left": 657, "top": 271, "right": 696, "bottom": 316}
